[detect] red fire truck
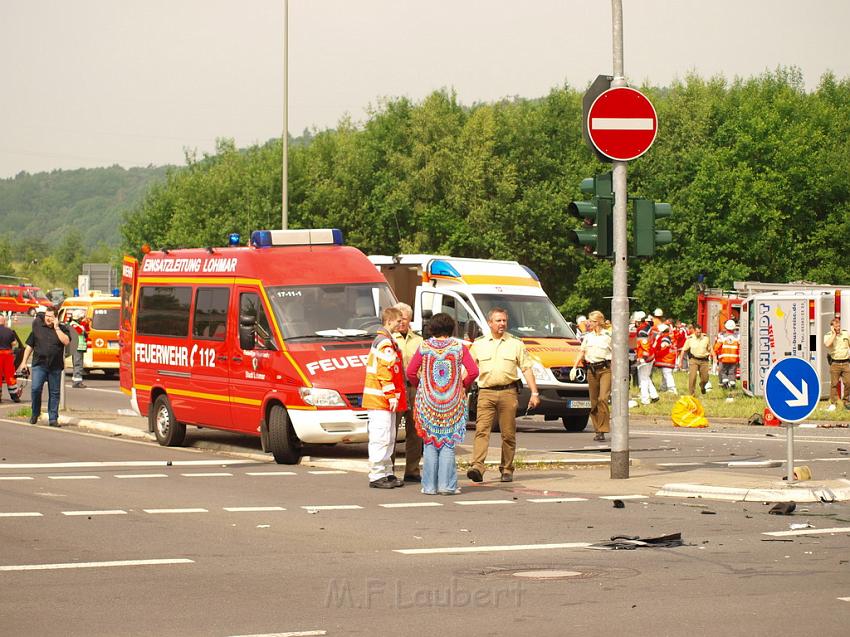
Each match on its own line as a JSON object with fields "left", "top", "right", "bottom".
{"left": 119, "top": 229, "right": 398, "bottom": 464}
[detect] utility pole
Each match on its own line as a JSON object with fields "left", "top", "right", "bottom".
{"left": 281, "top": 0, "right": 289, "bottom": 230}
{"left": 609, "top": 0, "right": 629, "bottom": 479}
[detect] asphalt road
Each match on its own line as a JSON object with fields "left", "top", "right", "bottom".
{"left": 1, "top": 414, "right": 849, "bottom": 636}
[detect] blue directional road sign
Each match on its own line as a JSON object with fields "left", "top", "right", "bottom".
{"left": 764, "top": 358, "right": 820, "bottom": 423}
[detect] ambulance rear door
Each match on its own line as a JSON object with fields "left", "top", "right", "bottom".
{"left": 814, "top": 292, "right": 835, "bottom": 398}
{"left": 119, "top": 257, "right": 137, "bottom": 395}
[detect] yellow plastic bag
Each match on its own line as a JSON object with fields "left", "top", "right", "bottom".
{"left": 671, "top": 395, "right": 709, "bottom": 428}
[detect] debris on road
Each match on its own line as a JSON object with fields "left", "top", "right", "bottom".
{"left": 588, "top": 532, "right": 684, "bottom": 550}
{"left": 612, "top": 499, "right": 625, "bottom": 509}
{"left": 769, "top": 502, "right": 797, "bottom": 515}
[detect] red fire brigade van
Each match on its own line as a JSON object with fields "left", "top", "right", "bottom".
{"left": 120, "top": 229, "right": 398, "bottom": 464}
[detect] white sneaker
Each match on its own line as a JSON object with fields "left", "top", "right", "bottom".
{"left": 725, "top": 397, "right": 734, "bottom": 403}
{"left": 827, "top": 403, "right": 837, "bottom": 412}
{"left": 628, "top": 400, "right": 639, "bottom": 408}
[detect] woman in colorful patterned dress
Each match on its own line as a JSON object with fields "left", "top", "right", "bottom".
{"left": 406, "top": 313, "right": 479, "bottom": 495}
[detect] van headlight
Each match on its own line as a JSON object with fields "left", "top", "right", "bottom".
{"left": 299, "top": 387, "right": 346, "bottom": 407}
{"left": 531, "top": 362, "right": 556, "bottom": 384}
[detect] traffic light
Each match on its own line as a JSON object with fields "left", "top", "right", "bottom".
{"left": 567, "top": 172, "right": 613, "bottom": 258}
{"left": 633, "top": 198, "right": 672, "bottom": 257}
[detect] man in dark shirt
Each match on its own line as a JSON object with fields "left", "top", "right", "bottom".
{"left": 17, "top": 307, "right": 70, "bottom": 426}
{"left": 0, "top": 315, "right": 24, "bottom": 402}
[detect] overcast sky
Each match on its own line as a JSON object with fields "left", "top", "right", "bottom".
{"left": 2, "top": 0, "right": 848, "bottom": 178}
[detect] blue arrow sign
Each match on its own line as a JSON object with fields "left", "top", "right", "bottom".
{"left": 764, "top": 358, "right": 820, "bottom": 423}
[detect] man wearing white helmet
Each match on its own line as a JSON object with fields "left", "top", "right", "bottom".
{"left": 653, "top": 323, "right": 678, "bottom": 394}
{"left": 67, "top": 309, "right": 88, "bottom": 389}
{"left": 575, "top": 315, "right": 589, "bottom": 340}
{"left": 713, "top": 319, "right": 740, "bottom": 402}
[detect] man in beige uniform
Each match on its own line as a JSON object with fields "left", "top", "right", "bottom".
{"left": 468, "top": 308, "right": 540, "bottom": 483}
{"left": 824, "top": 318, "right": 850, "bottom": 411}
{"left": 392, "top": 302, "right": 424, "bottom": 481}
{"left": 682, "top": 325, "right": 712, "bottom": 396}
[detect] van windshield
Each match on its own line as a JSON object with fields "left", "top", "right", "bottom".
{"left": 267, "top": 283, "right": 396, "bottom": 340}
{"left": 473, "top": 293, "right": 577, "bottom": 339}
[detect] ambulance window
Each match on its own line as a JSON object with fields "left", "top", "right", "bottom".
{"left": 193, "top": 287, "right": 230, "bottom": 341}
{"left": 136, "top": 286, "right": 192, "bottom": 337}
{"left": 441, "top": 296, "right": 474, "bottom": 339}
{"left": 120, "top": 282, "right": 134, "bottom": 330}
{"left": 240, "top": 292, "right": 275, "bottom": 350}
{"left": 92, "top": 308, "right": 120, "bottom": 331}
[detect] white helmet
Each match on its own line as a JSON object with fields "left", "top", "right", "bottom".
{"left": 632, "top": 310, "right": 646, "bottom": 322}
{"left": 653, "top": 308, "right": 664, "bottom": 317}
{"left": 576, "top": 315, "right": 587, "bottom": 324}
{"left": 72, "top": 309, "right": 86, "bottom": 320}
{"left": 657, "top": 323, "right": 670, "bottom": 333}
{"left": 725, "top": 319, "right": 736, "bottom": 330}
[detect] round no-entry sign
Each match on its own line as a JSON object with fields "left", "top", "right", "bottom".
{"left": 587, "top": 87, "right": 657, "bottom": 161}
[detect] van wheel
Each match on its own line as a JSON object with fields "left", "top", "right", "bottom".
{"left": 151, "top": 395, "right": 186, "bottom": 446}
{"left": 268, "top": 404, "right": 301, "bottom": 464}
{"left": 562, "top": 415, "right": 588, "bottom": 432}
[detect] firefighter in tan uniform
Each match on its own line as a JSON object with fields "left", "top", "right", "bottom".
{"left": 392, "top": 302, "right": 424, "bottom": 481}
{"left": 824, "top": 318, "right": 850, "bottom": 411}
{"left": 468, "top": 307, "right": 539, "bottom": 483}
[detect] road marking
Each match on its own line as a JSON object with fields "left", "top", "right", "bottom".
{"left": 0, "top": 476, "right": 34, "bottom": 481}
{"left": 115, "top": 474, "right": 168, "bottom": 479}
{"left": 395, "top": 542, "right": 593, "bottom": 555}
{"left": 455, "top": 499, "right": 516, "bottom": 506}
{"left": 838, "top": 597, "right": 850, "bottom": 602}
{"left": 47, "top": 475, "right": 100, "bottom": 480}
{"left": 657, "top": 462, "right": 706, "bottom": 467}
{"left": 763, "top": 526, "right": 850, "bottom": 537}
{"left": 599, "top": 495, "right": 648, "bottom": 500}
{"left": 0, "top": 558, "right": 194, "bottom": 572}
{"left": 246, "top": 471, "right": 297, "bottom": 476}
{"left": 527, "top": 497, "right": 588, "bottom": 503}
{"left": 379, "top": 502, "right": 444, "bottom": 508}
{"left": 223, "top": 507, "right": 287, "bottom": 512}
{"left": 300, "top": 505, "right": 362, "bottom": 511}
{"left": 143, "top": 508, "right": 209, "bottom": 514}
{"left": 0, "top": 460, "right": 256, "bottom": 469}
{"left": 226, "top": 631, "right": 327, "bottom": 637}
{"left": 79, "top": 387, "right": 123, "bottom": 395}
{"left": 638, "top": 430, "right": 850, "bottom": 445}
{"left": 307, "top": 470, "right": 347, "bottom": 475}
{"left": 0, "top": 512, "right": 43, "bottom": 517}
{"left": 62, "top": 510, "right": 127, "bottom": 516}
{"left": 180, "top": 472, "right": 233, "bottom": 477}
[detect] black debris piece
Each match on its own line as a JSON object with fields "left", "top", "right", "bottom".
{"left": 768, "top": 502, "right": 796, "bottom": 515}
{"left": 612, "top": 499, "right": 625, "bottom": 509}
{"left": 588, "top": 532, "right": 684, "bottom": 550}
{"left": 700, "top": 510, "right": 717, "bottom": 515}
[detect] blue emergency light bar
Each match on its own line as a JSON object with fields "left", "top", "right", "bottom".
{"left": 250, "top": 228, "right": 344, "bottom": 248}
{"left": 428, "top": 260, "right": 461, "bottom": 279}
{"left": 521, "top": 265, "right": 540, "bottom": 281}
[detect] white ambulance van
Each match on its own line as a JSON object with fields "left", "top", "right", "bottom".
{"left": 369, "top": 254, "right": 591, "bottom": 431}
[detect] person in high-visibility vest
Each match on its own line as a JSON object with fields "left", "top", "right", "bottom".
{"left": 653, "top": 324, "right": 678, "bottom": 394}
{"left": 634, "top": 328, "right": 660, "bottom": 405}
{"left": 713, "top": 319, "right": 740, "bottom": 402}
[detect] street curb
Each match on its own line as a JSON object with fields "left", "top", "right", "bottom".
{"left": 655, "top": 480, "right": 850, "bottom": 502}
{"left": 59, "top": 416, "right": 153, "bottom": 440}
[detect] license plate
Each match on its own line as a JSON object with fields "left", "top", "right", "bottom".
{"left": 108, "top": 340, "right": 119, "bottom": 348}
{"left": 568, "top": 400, "right": 591, "bottom": 409}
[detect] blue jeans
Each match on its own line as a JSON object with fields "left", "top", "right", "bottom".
{"left": 422, "top": 442, "right": 458, "bottom": 494}
{"left": 30, "top": 366, "right": 62, "bottom": 423}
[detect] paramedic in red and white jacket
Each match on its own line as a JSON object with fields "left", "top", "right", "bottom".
{"left": 653, "top": 324, "right": 678, "bottom": 394}
{"left": 635, "top": 328, "right": 659, "bottom": 405}
{"left": 362, "top": 306, "right": 408, "bottom": 489}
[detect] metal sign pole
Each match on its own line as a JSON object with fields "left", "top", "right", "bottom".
{"left": 785, "top": 422, "right": 795, "bottom": 483}
{"left": 609, "top": 0, "right": 630, "bottom": 479}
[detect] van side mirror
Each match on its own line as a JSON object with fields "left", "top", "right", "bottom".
{"left": 239, "top": 314, "right": 256, "bottom": 350}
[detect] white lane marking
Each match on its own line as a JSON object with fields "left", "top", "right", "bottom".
{"left": 599, "top": 495, "right": 648, "bottom": 500}
{"left": 455, "top": 500, "right": 516, "bottom": 506}
{"left": 226, "top": 631, "right": 327, "bottom": 637}
{"left": 0, "top": 512, "right": 43, "bottom": 517}
{"left": 0, "top": 460, "right": 255, "bottom": 469}
{"left": 47, "top": 475, "right": 100, "bottom": 480}
{"left": 0, "top": 476, "right": 34, "bottom": 481}
{"left": 395, "top": 542, "right": 593, "bottom": 555}
{"left": 115, "top": 474, "right": 168, "bottom": 479}
{"left": 307, "top": 470, "right": 347, "bottom": 475}
{"left": 838, "top": 597, "right": 850, "bottom": 602}
{"left": 62, "top": 510, "right": 127, "bottom": 516}
{"left": 143, "top": 508, "right": 209, "bottom": 514}
{"left": 0, "top": 558, "right": 194, "bottom": 572}
{"left": 638, "top": 430, "right": 850, "bottom": 445}
{"left": 657, "top": 462, "right": 706, "bottom": 467}
{"left": 763, "top": 527, "right": 850, "bottom": 537}
{"left": 223, "top": 507, "right": 287, "bottom": 512}
{"left": 379, "top": 502, "right": 444, "bottom": 508}
{"left": 78, "top": 387, "right": 123, "bottom": 395}
{"left": 591, "top": 117, "right": 654, "bottom": 131}
{"left": 180, "top": 472, "right": 233, "bottom": 477}
{"left": 300, "top": 505, "right": 362, "bottom": 511}
{"left": 246, "top": 471, "right": 297, "bottom": 476}
{"left": 527, "top": 497, "right": 588, "bottom": 503}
